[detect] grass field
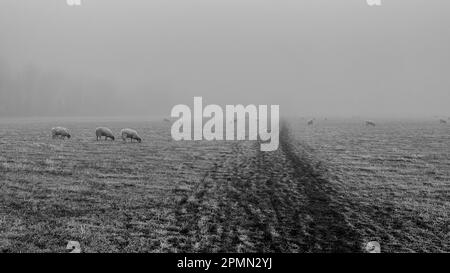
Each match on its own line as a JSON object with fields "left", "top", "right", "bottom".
{"left": 287, "top": 118, "right": 449, "bottom": 252}
{"left": 0, "top": 117, "right": 448, "bottom": 252}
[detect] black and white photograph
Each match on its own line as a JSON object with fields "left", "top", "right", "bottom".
{"left": 0, "top": 0, "right": 448, "bottom": 257}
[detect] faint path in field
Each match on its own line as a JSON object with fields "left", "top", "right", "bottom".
{"left": 171, "top": 122, "right": 364, "bottom": 252}
{"left": 279, "top": 122, "right": 362, "bottom": 252}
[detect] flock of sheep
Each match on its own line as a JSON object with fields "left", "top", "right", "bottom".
{"left": 306, "top": 118, "right": 448, "bottom": 126}
{"left": 51, "top": 117, "right": 448, "bottom": 140}
{"left": 306, "top": 119, "right": 377, "bottom": 126}
{"left": 51, "top": 127, "right": 142, "bottom": 142}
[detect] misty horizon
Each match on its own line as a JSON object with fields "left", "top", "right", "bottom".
{"left": 1, "top": 0, "right": 449, "bottom": 118}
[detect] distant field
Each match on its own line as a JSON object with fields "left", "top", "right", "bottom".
{"left": 0, "top": 118, "right": 448, "bottom": 252}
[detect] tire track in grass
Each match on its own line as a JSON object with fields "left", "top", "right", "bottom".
{"left": 171, "top": 141, "right": 275, "bottom": 252}
{"left": 280, "top": 122, "right": 363, "bottom": 252}
{"left": 171, "top": 144, "right": 234, "bottom": 252}
{"left": 255, "top": 148, "right": 306, "bottom": 252}
{"left": 223, "top": 142, "right": 291, "bottom": 252}
{"left": 172, "top": 122, "right": 364, "bottom": 252}
{"left": 171, "top": 140, "right": 307, "bottom": 252}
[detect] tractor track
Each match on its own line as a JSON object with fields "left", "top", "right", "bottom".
{"left": 172, "top": 122, "right": 363, "bottom": 252}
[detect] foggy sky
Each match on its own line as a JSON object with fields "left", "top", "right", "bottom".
{"left": 0, "top": 0, "right": 449, "bottom": 118}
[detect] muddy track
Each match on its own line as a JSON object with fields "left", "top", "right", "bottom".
{"left": 279, "top": 122, "right": 363, "bottom": 252}
{"left": 172, "top": 122, "right": 363, "bottom": 252}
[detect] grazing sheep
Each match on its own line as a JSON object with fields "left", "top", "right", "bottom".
{"left": 307, "top": 119, "right": 314, "bottom": 126}
{"left": 51, "top": 127, "right": 71, "bottom": 139}
{"left": 366, "top": 120, "right": 376, "bottom": 127}
{"left": 120, "top": 128, "right": 142, "bottom": 143}
{"left": 439, "top": 119, "right": 447, "bottom": 124}
{"left": 163, "top": 118, "right": 171, "bottom": 122}
{"left": 96, "top": 127, "right": 115, "bottom": 141}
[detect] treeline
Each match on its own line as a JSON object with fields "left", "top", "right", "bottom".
{"left": 0, "top": 63, "right": 118, "bottom": 117}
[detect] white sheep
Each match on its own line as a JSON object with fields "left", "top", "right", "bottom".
{"left": 96, "top": 127, "right": 115, "bottom": 141}
{"left": 366, "top": 120, "right": 376, "bottom": 127}
{"left": 120, "top": 128, "right": 142, "bottom": 143}
{"left": 51, "top": 127, "right": 71, "bottom": 139}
